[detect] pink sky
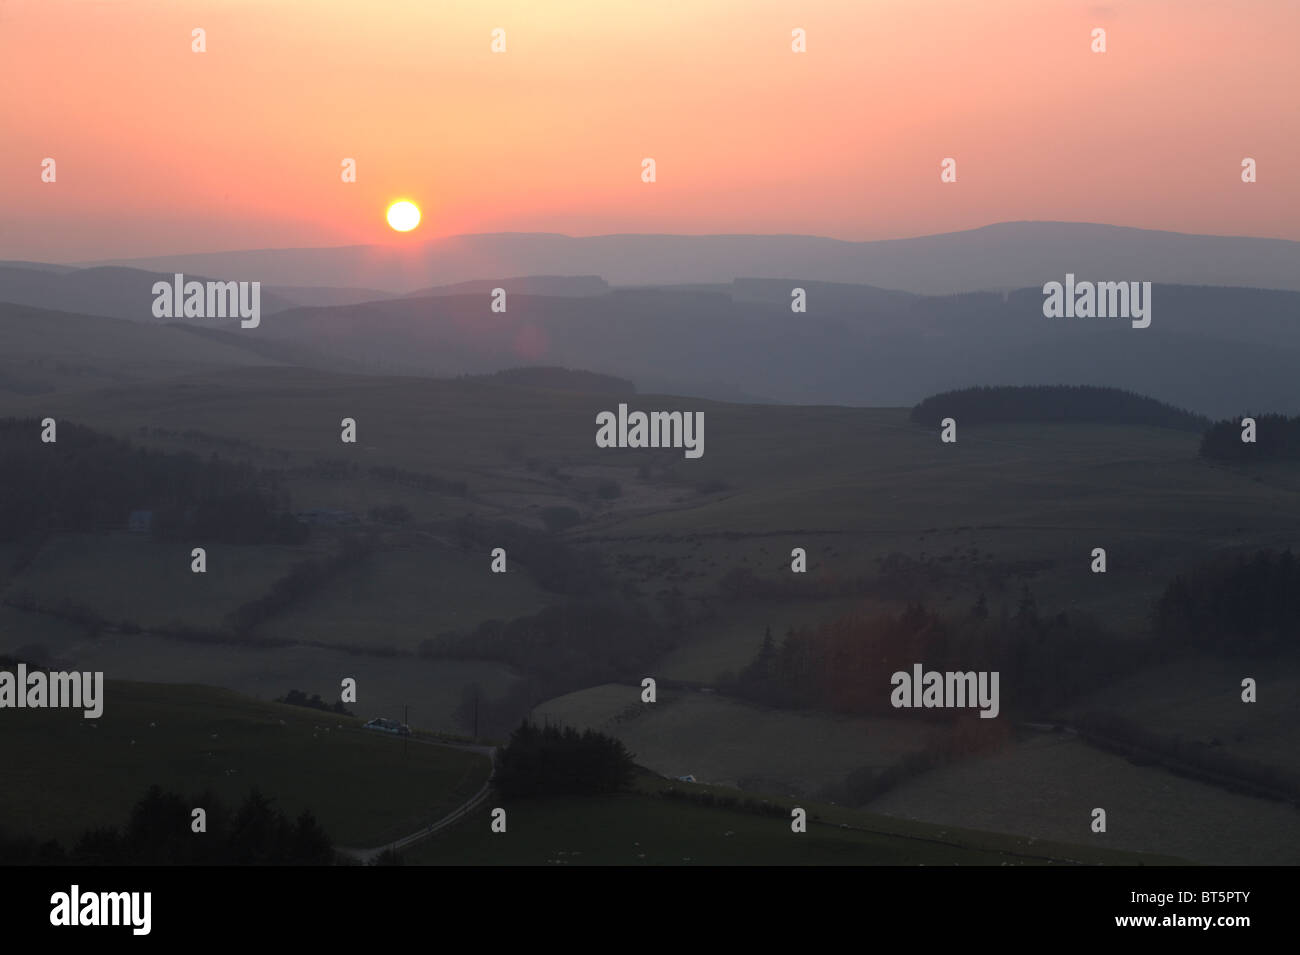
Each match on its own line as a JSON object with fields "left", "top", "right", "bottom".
{"left": 1, "top": 0, "right": 1296, "bottom": 261}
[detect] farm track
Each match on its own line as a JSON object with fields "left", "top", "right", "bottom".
{"left": 336, "top": 734, "right": 497, "bottom": 863}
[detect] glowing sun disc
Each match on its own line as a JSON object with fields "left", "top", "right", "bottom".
{"left": 386, "top": 200, "right": 421, "bottom": 232}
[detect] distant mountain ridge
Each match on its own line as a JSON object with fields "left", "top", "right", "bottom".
{"left": 72, "top": 222, "right": 1300, "bottom": 295}
{"left": 0, "top": 265, "right": 300, "bottom": 324}
{"left": 5, "top": 274, "right": 1299, "bottom": 418}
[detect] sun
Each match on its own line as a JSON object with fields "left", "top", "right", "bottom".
{"left": 386, "top": 200, "right": 421, "bottom": 232}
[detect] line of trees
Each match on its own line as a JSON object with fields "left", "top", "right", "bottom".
{"left": 911, "top": 385, "right": 1208, "bottom": 432}
{"left": 0, "top": 785, "right": 333, "bottom": 865}
{"left": 1200, "top": 414, "right": 1300, "bottom": 461}
{"left": 225, "top": 535, "right": 374, "bottom": 634}
{"left": 275, "top": 689, "right": 355, "bottom": 716}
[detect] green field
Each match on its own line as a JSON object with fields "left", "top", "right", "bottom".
{"left": 406, "top": 775, "right": 1185, "bottom": 866}
{"left": 0, "top": 680, "right": 491, "bottom": 848}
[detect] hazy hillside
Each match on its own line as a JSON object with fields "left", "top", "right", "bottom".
{"left": 247, "top": 282, "right": 1300, "bottom": 418}
{"left": 7, "top": 274, "right": 1298, "bottom": 417}
{"left": 401, "top": 275, "right": 610, "bottom": 299}
{"left": 0, "top": 302, "right": 285, "bottom": 394}
{"left": 464, "top": 366, "right": 635, "bottom": 394}
{"left": 265, "top": 285, "right": 396, "bottom": 308}
{"left": 0, "top": 265, "right": 299, "bottom": 322}
{"left": 79, "top": 222, "right": 1300, "bottom": 295}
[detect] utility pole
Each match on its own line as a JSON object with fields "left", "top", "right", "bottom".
{"left": 473, "top": 688, "right": 479, "bottom": 743}
{"left": 403, "top": 703, "right": 409, "bottom": 766}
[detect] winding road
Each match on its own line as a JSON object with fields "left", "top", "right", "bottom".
{"left": 336, "top": 735, "right": 497, "bottom": 864}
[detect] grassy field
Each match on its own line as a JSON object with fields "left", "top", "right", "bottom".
{"left": 0, "top": 680, "right": 490, "bottom": 848}
{"left": 5, "top": 532, "right": 309, "bottom": 632}
{"left": 0, "top": 630, "right": 522, "bottom": 738}
{"left": 652, "top": 594, "right": 894, "bottom": 683}
{"left": 405, "top": 774, "right": 1184, "bottom": 866}
{"left": 260, "top": 539, "right": 553, "bottom": 649}
{"left": 1064, "top": 655, "right": 1300, "bottom": 769}
{"left": 867, "top": 732, "right": 1300, "bottom": 866}
{"left": 0, "top": 604, "right": 89, "bottom": 655}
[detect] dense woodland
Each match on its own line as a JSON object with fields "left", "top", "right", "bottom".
{"left": 0, "top": 417, "right": 306, "bottom": 545}
{"left": 725, "top": 592, "right": 1134, "bottom": 720}
{"left": 1154, "top": 549, "right": 1300, "bottom": 657}
{"left": 493, "top": 720, "right": 636, "bottom": 798}
{"left": 730, "top": 546, "right": 1300, "bottom": 723}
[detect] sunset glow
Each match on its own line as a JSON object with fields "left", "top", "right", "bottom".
{"left": 0, "top": 0, "right": 1296, "bottom": 261}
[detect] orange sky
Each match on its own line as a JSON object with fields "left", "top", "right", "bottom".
{"left": 1, "top": 0, "right": 1296, "bottom": 261}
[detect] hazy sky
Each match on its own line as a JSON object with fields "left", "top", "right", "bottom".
{"left": 1, "top": 0, "right": 1296, "bottom": 261}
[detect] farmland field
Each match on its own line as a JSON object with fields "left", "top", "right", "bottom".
{"left": 5, "top": 532, "right": 308, "bottom": 632}
{"left": 0, "top": 631, "right": 522, "bottom": 738}
{"left": 4, "top": 368, "right": 1300, "bottom": 863}
{"left": 0, "top": 680, "right": 491, "bottom": 848}
{"left": 258, "top": 540, "right": 553, "bottom": 650}
{"left": 405, "top": 774, "right": 1186, "bottom": 866}
{"left": 867, "top": 733, "right": 1300, "bottom": 866}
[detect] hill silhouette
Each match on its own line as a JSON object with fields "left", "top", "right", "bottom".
{"left": 911, "top": 385, "right": 1209, "bottom": 431}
